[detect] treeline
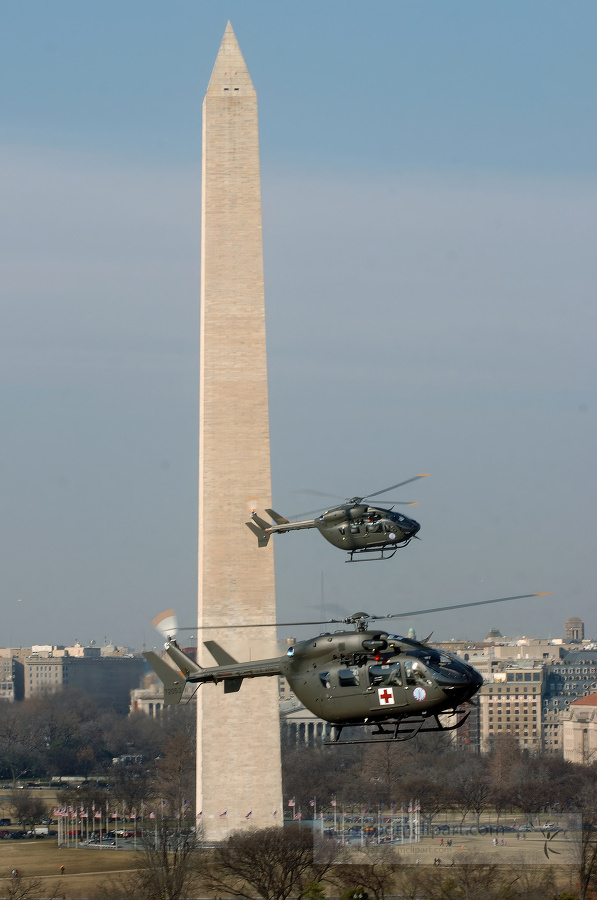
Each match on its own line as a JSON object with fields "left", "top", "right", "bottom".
{"left": 282, "top": 733, "right": 597, "bottom": 823}
{"left": 3, "top": 688, "right": 597, "bottom": 826}
{"left": 0, "top": 687, "right": 195, "bottom": 782}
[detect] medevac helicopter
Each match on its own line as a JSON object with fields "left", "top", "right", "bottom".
{"left": 246, "top": 475, "right": 428, "bottom": 562}
{"left": 144, "top": 593, "right": 549, "bottom": 744}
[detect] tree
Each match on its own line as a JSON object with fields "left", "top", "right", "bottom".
{"left": 0, "top": 706, "right": 39, "bottom": 784}
{"left": 94, "top": 820, "right": 202, "bottom": 900}
{"left": 2, "top": 874, "right": 64, "bottom": 900}
{"left": 332, "top": 846, "right": 399, "bottom": 900}
{"left": 447, "top": 758, "right": 492, "bottom": 827}
{"left": 572, "top": 817, "right": 597, "bottom": 900}
{"left": 8, "top": 791, "right": 48, "bottom": 831}
{"left": 209, "top": 826, "right": 337, "bottom": 900}
{"left": 154, "top": 732, "right": 196, "bottom": 819}
{"left": 111, "top": 762, "right": 154, "bottom": 818}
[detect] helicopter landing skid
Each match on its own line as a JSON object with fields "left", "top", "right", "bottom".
{"left": 325, "top": 711, "right": 471, "bottom": 745}
{"left": 346, "top": 542, "right": 411, "bottom": 563}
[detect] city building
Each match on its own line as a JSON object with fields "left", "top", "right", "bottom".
{"left": 562, "top": 694, "right": 597, "bottom": 764}
{"left": 24, "top": 654, "right": 144, "bottom": 713}
{"left": 477, "top": 662, "right": 545, "bottom": 753}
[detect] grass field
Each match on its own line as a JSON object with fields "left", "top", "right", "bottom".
{"left": 0, "top": 838, "right": 143, "bottom": 898}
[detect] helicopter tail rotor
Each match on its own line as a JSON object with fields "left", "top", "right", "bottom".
{"left": 152, "top": 609, "right": 179, "bottom": 641}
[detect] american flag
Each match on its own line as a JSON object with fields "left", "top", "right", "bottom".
{"left": 331, "top": 799, "right": 337, "bottom": 807}
{"left": 288, "top": 798, "right": 295, "bottom": 807}
{"left": 294, "top": 812, "right": 302, "bottom": 820}
{"left": 309, "top": 800, "right": 315, "bottom": 807}
{"left": 149, "top": 812, "right": 156, "bottom": 820}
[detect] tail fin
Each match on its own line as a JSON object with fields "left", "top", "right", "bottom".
{"left": 204, "top": 641, "right": 239, "bottom": 666}
{"left": 143, "top": 652, "right": 186, "bottom": 705}
{"left": 265, "top": 509, "right": 290, "bottom": 525}
{"left": 246, "top": 520, "right": 271, "bottom": 547}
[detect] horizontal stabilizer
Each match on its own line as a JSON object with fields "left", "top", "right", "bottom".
{"left": 204, "top": 641, "right": 239, "bottom": 667}
{"left": 246, "top": 521, "right": 271, "bottom": 547}
{"left": 265, "top": 508, "right": 290, "bottom": 525}
{"left": 143, "top": 652, "right": 185, "bottom": 705}
{"left": 250, "top": 512, "right": 272, "bottom": 531}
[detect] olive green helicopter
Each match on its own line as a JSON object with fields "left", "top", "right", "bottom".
{"left": 144, "top": 593, "right": 548, "bottom": 744}
{"left": 246, "top": 475, "right": 428, "bottom": 562}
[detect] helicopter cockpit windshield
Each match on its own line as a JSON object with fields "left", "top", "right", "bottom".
{"left": 407, "top": 649, "right": 472, "bottom": 685}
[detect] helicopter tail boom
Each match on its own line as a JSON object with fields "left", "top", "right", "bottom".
{"left": 246, "top": 510, "right": 316, "bottom": 545}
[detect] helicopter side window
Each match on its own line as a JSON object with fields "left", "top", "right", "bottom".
{"left": 366, "top": 523, "right": 382, "bottom": 533}
{"left": 338, "top": 526, "right": 345, "bottom": 535}
{"left": 404, "top": 659, "right": 430, "bottom": 686}
{"left": 369, "top": 663, "right": 402, "bottom": 687}
{"left": 349, "top": 525, "right": 361, "bottom": 535}
{"left": 319, "top": 672, "right": 331, "bottom": 689}
{"left": 338, "top": 668, "right": 360, "bottom": 687}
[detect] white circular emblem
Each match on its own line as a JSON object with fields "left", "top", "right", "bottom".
{"left": 413, "top": 687, "right": 426, "bottom": 702}
{"left": 388, "top": 532, "right": 396, "bottom": 541}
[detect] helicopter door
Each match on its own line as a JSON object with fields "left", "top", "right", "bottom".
{"left": 368, "top": 662, "right": 409, "bottom": 707}
{"left": 330, "top": 664, "right": 367, "bottom": 713}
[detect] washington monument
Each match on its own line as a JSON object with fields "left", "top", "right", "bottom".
{"left": 197, "top": 23, "right": 283, "bottom": 838}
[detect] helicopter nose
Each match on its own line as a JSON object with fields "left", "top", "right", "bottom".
{"left": 402, "top": 517, "right": 420, "bottom": 536}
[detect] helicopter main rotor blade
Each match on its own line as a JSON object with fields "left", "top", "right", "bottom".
{"left": 166, "top": 593, "right": 551, "bottom": 634}
{"left": 367, "top": 500, "right": 419, "bottom": 506}
{"left": 173, "top": 618, "right": 344, "bottom": 632}
{"left": 293, "top": 488, "right": 345, "bottom": 500}
{"left": 362, "top": 474, "right": 429, "bottom": 501}
{"left": 369, "top": 593, "right": 552, "bottom": 623}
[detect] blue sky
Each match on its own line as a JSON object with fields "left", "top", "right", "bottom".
{"left": 1, "top": 2, "right": 596, "bottom": 647}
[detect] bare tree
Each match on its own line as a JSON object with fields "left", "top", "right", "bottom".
{"left": 1, "top": 874, "right": 64, "bottom": 900}
{"left": 332, "top": 846, "right": 400, "bottom": 900}
{"left": 209, "top": 826, "right": 337, "bottom": 900}
{"left": 93, "top": 820, "right": 202, "bottom": 900}
{"left": 572, "top": 817, "right": 597, "bottom": 900}
{"left": 154, "top": 732, "right": 196, "bottom": 819}
{"left": 7, "top": 791, "right": 48, "bottom": 832}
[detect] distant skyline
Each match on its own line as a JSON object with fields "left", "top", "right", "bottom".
{"left": 1, "top": 2, "right": 595, "bottom": 648}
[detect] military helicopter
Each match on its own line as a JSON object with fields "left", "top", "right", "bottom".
{"left": 144, "top": 593, "right": 548, "bottom": 744}
{"left": 246, "top": 475, "right": 429, "bottom": 562}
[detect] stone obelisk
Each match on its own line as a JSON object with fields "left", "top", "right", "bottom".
{"left": 197, "top": 22, "right": 282, "bottom": 839}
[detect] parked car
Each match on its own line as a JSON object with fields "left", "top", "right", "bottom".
{"left": 0, "top": 818, "right": 11, "bottom": 826}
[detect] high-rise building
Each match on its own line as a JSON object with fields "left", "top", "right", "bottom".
{"left": 197, "top": 22, "right": 282, "bottom": 838}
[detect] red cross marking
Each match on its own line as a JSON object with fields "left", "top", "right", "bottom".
{"left": 379, "top": 688, "right": 393, "bottom": 703}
